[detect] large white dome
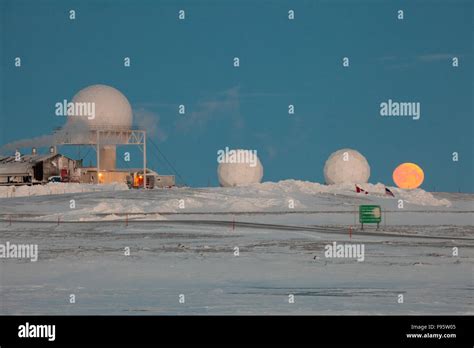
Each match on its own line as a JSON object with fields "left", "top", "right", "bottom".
{"left": 218, "top": 150, "right": 263, "bottom": 187}
{"left": 68, "top": 84, "right": 132, "bottom": 128}
{"left": 323, "top": 148, "right": 370, "bottom": 184}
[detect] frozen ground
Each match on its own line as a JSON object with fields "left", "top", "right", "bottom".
{"left": 0, "top": 181, "right": 472, "bottom": 314}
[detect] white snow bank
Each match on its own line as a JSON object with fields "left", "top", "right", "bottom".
{"left": 92, "top": 201, "right": 144, "bottom": 214}
{"left": 77, "top": 213, "right": 166, "bottom": 221}
{"left": 0, "top": 182, "right": 129, "bottom": 198}
{"left": 0, "top": 180, "right": 452, "bottom": 210}
{"left": 254, "top": 180, "right": 451, "bottom": 207}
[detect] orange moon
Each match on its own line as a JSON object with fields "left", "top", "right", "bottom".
{"left": 393, "top": 163, "right": 424, "bottom": 189}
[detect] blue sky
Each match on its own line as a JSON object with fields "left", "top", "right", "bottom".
{"left": 0, "top": 0, "right": 472, "bottom": 191}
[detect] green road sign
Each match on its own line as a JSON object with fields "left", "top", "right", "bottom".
{"left": 359, "top": 205, "right": 382, "bottom": 229}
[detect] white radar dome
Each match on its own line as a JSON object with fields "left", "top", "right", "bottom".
{"left": 323, "top": 148, "right": 370, "bottom": 184}
{"left": 68, "top": 84, "right": 133, "bottom": 129}
{"left": 217, "top": 150, "right": 263, "bottom": 187}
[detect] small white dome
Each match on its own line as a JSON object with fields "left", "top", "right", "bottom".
{"left": 324, "top": 148, "right": 370, "bottom": 184}
{"left": 217, "top": 150, "right": 263, "bottom": 187}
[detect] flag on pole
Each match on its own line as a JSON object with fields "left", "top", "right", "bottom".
{"left": 385, "top": 187, "right": 395, "bottom": 197}
{"left": 355, "top": 185, "right": 368, "bottom": 194}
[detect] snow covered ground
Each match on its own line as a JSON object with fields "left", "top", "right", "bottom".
{"left": 0, "top": 181, "right": 472, "bottom": 314}
{"left": 0, "top": 182, "right": 128, "bottom": 199}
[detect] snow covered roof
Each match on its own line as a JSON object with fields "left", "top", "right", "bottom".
{"left": 0, "top": 162, "right": 33, "bottom": 175}
{"left": 0, "top": 153, "right": 70, "bottom": 176}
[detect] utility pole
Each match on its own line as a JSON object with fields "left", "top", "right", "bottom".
{"left": 143, "top": 131, "right": 147, "bottom": 189}
{"left": 96, "top": 130, "right": 100, "bottom": 184}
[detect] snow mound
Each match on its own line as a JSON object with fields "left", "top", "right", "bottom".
{"left": 255, "top": 180, "right": 451, "bottom": 207}
{"left": 92, "top": 201, "right": 144, "bottom": 214}
{"left": 0, "top": 183, "right": 129, "bottom": 198}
